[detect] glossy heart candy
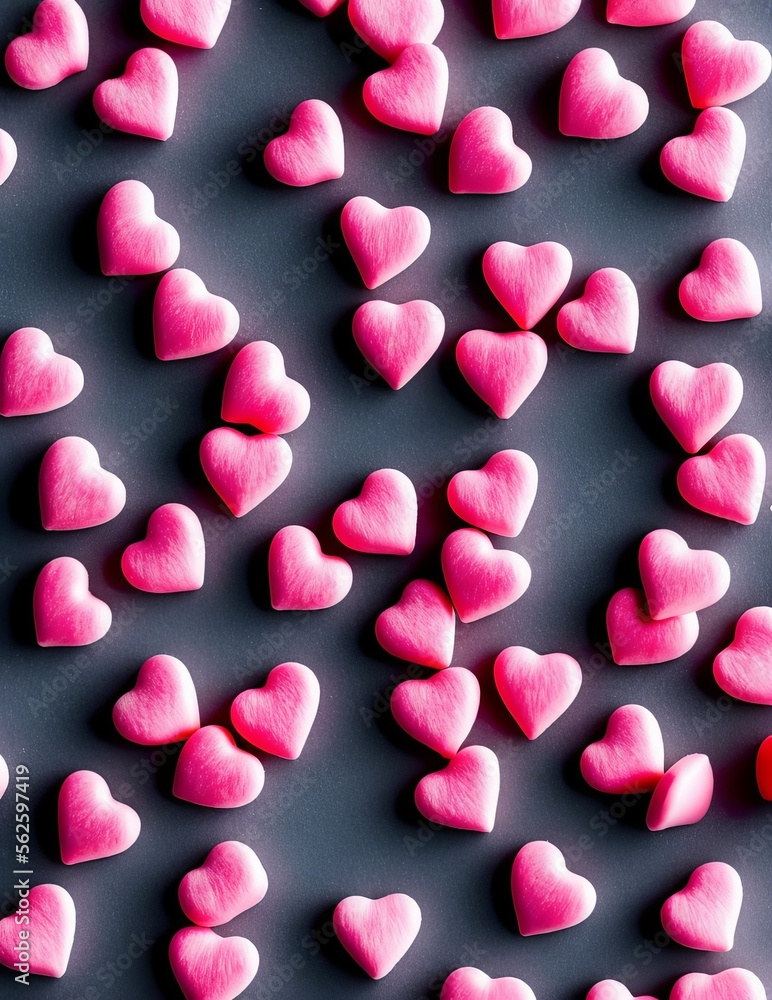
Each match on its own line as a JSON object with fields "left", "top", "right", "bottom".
{"left": 34, "top": 556, "right": 111, "bottom": 647}
{"left": 456, "top": 329, "right": 548, "bottom": 419}
{"left": 415, "top": 745, "right": 500, "bottom": 832}
{"left": 5, "top": 0, "right": 88, "bottom": 90}
{"left": 348, "top": 0, "right": 444, "bottom": 61}
{"left": 39, "top": 436, "right": 126, "bottom": 530}
{"left": 683, "top": 21, "right": 772, "bottom": 109}
{"left": 179, "top": 841, "right": 268, "bottom": 927}
{"left": 661, "top": 862, "right": 742, "bottom": 952}
{"left": 268, "top": 525, "right": 352, "bottom": 610}
{"left": 494, "top": 646, "right": 582, "bottom": 740}
{"left": 0, "top": 884, "right": 75, "bottom": 978}
{"left": 231, "top": 662, "right": 320, "bottom": 759}
{"left": 333, "top": 894, "right": 421, "bottom": 979}
{"left": 375, "top": 579, "right": 455, "bottom": 669}
{"left": 352, "top": 299, "right": 445, "bottom": 389}
{"left": 756, "top": 736, "right": 772, "bottom": 800}
{"left": 646, "top": 753, "right": 714, "bottom": 831}
{"left": 661, "top": 108, "right": 746, "bottom": 202}
{"left": 93, "top": 48, "right": 178, "bottom": 140}
{"left": 442, "top": 528, "right": 531, "bottom": 623}
{"left": 650, "top": 361, "right": 743, "bottom": 453}
{"left": 59, "top": 770, "right": 141, "bottom": 864}
{"left": 607, "top": 0, "right": 694, "bottom": 25}
{"left": 606, "top": 587, "right": 699, "bottom": 665}
{"left": 222, "top": 341, "right": 310, "bottom": 434}
{"left": 493, "top": 0, "right": 580, "bottom": 38}
{"left": 154, "top": 268, "right": 239, "bottom": 360}
{"left": 98, "top": 180, "right": 180, "bottom": 276}
{"left": 714, "top": 607, "right": 772, "bottom": 705}
{"left": 449, "top": 107, "right": 532, "bottom": 195}
{"left": 639, "top": 529, "right": 730, "bottom": 620}
{"left": 200, "top": 428, "right": 292, "bottom": 518}
{"left": 580, "top": 705, "right": 665, "bottom": 794}
{"left": 391, "top": 667, "right": 480, "bottom": 757}
{"left": 559, "top": 49, "right": 649, "bottom": 139}
{"left": 0, "top": 129, "right": 18, "bottom": 186}
{"left": 0, "top": 327, "right": 84, "bottom": 417}
{"left": 557, "top": 268, "right": 639, "bottom": 353}
{"left": 264, "top": 100, "right": 344, "bottom": 186}
{"left": 332, "top": 469, "right": 417, "bottom": 555}
{"left": 173, "top": 726, "right": 265, "bottom": 808}
{"left": 511, "top": 841, "right": 596, "bottom": 935}
{"left": 122, "top": 503, "right": 205, "bottom": 592}
{"left": 363, "top": 43, "right": 448, "bottom": 135}
{"left": 483, "top": 241, "right": 573, "bottom": 330}
{"left": 677, "top": 434, "right": 766, "bottom": 525}
{"left": 671, "top": 970, "right": 766, "bottom": 1000}
{"left": 141, "top": 0, "right": 232, "bottom": 48}
{"left": 679, "top": 239, "right": 762, "bottom": 322}
{"left": 442, "top": 968, "right": 537, "bottom": 1000}
{"left": 113, "top": 654, "right": 200, "bottom": 745}
{"left": 448, "top": 450, "right": 538, "bottom": 537}
{"left": 341, "top": 197, "right": 431, "bottom": 289}
{"left": 169, "top": 927, "right": 259, "bottom": 1000}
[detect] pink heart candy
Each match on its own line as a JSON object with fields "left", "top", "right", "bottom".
{"left": 757, "top": 736, "right": 772, "bottom": 801}
{"left": 415, "top": 745, "right": 500, "bottom": 832}
{"left": 141, "top": 0, "right": 231, "bottom": 49}
{"left": 683, "top": 21, "right": 772, "bottom": 109}
{"left": 448, "top": 449, "right": 538, "bottom": 537}
{"left": 58, "top": 770, "right": 141, "bottom": 864}
{"left": 679, "top": 239, "right": 762, "bottom": 322}
{"left": 671, "top": 970, "right": 766, "bottom": 1000}
{"left": 0, "top": 884, "right": 75, "bottom": 978}
{"left": 173, "top": 725, "right": 265, "bottom": 808}
{"left": 0, "top": 327, "right": 84, "bottom": 417}
{"left": 607, "top": 0, "right": 694, "bottom": 26}
{"left": 494, "top": 646, "right": 582, "bottom": 740}
{"left": 483, "top": 241, "right": 573, "bottom": 330}
{"left": 332, "top": 469, "right": 417, "bottom": 555}
{"left": 98, "top": 179, "right": 180, "bottom": 276}
{"left": 34, "top": 556, "right": 111, "bottom": 647}
{"left": 375, "top": 579, "right": 455, "bottom": 669}
{"left": 154, "top": 268, "right": 239, "bottom": 360}
{"left": 557, "top": 268, "right": 639, "bottom": 354}
{"left": 39, "top": 436, "right": 126, "bottom": 530}
{"left": 348, "top": 0, "right": 444, "bottom": 61}
{"left": 231, "top": 661, "right": 320, "bottom": 759}
{"left": 677, "top": 434, "right": 766, "bottom": 525}
{"left": 121, "top": 503, "right": 205, "bottom": 592}
{"left": 560, "top": 49, "right": 649, "bottom": 139}
{"left": 442, "top": 968, "right": 537, "bottom": 1000}
{"left": 113, "top": 654, "right": 200, "bottom": 745}
{"left": 607, "top": 588, "right": 699, "bottom": 665}
{"left": 5, "top": 0, "right": 88, "bottom": 90}
{"left": 456, "top": 329, "right": 548, "bottom": 419}
{"left": 588, "top": 982, "right": 658, "bottom": 1000}
{"left": 200, "top": 428, "right": 292, "bottom": 518}
{"left": 639, "top": 528, "right": 730, "bottom": 620}
{"left": 661, "top": 861, "right": 742, "bottom": 952}
{"left": 442, "top": 528, "right": 531, "bottom": 624}
{"left": 650, "top": 360, "right": 743, "bottom": 453}
{"left": 342, "top": 196, "right": 431, "bottom": 289}
{"left": 93, "top": 48, "right": 178, "bottom": 140}
{"left": 391, "top": 667, "right": 480, "bottom": 757}
{"left": 646, "top": 753, "right": 714, "bottom": 831}
{"left": 264, "top": 100, "right": 344, "bottom": 186}
{"left": 714, "top": 607, "right": 772, "bottom": 705}
{"left": 0, "top": 757, "right": 7, "bottom": 801}
{"left": 179, "top": 841, "right": 268, "bottom": 927}
{"left": 0, "top": 129, "right": 18, "bottom": 186}
{"left": 449, "top": 107, "right": 532, "bottom": 195}
{"left": 268, "top": 525, "right": 352, "bottom": 610}
{"left": 492, "top": 0, "right": 580, "bottom": 38}
{"left": 580, "top": 705, "right": 665, "bottom": 794}
{"left": 352, "top": 299, "right": 445, "bottom": 389}
{"left": 661, "top": 108, "right": 746, "bottom": 202}
{"left": 363, "top": 43, "right": 449, "bottom": 136}
{"left": 222, "top": 341, "right": 310, "bottom": 434}
{"left": 298, "top": 0, "right": 346, "bottom": 15}
{"left": 169, "top": 927, "right": 259, "bottom": 1000}
{"left": 511, "top": 841, "right": 596, "bottom": 935}
{"left": 333, "top": 893, "right": 421, "bottom": 979}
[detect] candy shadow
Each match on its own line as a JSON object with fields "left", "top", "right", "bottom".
{"left": 88, "top": 682, "right": 129, "bottom": 748}
{"left": 329, "top": 304, "right": 381, "bottom": 388}
{"left": 437, "top": 334, "right": 498, "bottom": 419}
{"left": 628, "top": 370, "right": 683, "bottom": 457}
{"left": 716, "top": 737, "right": 760, "bottom": 817}
{"left": 131, "top": 277, "right": 160, "bottom": 360}
{"left": 71, "top": 195, "right": 104, "bottom": 277}
{"left": 322, "top": 205, "right": 361, "bottom": 289}
{"left": 247, "top": 535, "right": 273, "bottom": 611}
{"left": 312, "top": 902, "right": 371, "bottom": 979}
{"left": 150, "top": 925, "right": 182, "bottom": 998}
{"left": 34, "top": 779, "right": 62, "bottom": 863}
{"left": 454, "top": 0, "right": 495, "bottom": 36}
{"left": 528, "top": 65, "right": 564, "bottom": 141}
{"left": 7, "top": 565, "right": 38, "bottom": 647}
{"left": 8, "top": 448, "right": 44, "bottom": 531}
{"left": 491, "top": 850, "right": 518, "bottom": 934}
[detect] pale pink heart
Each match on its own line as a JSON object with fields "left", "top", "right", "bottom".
{"left": 222, "top": 340, "right": 310, "bottom": 434}
{"left": 492, "top": 0, "right": 580, "bottom": 38}
{"left": 757, "top": 736, "right": 772, "bottom": 801}
{"left": 349, "top": 0, "right": 444, "bottom": 61}
{"left": 363, "top": 43, "right": 449, "bottom": 136}
{"left": 169, "top": 927, "right": 259, "bottom": 1000}
{"left": 606, "top": 587, "right": 699, "bottom": 665}
{"left": 0, "top": 757, "right": 7, "bottom": 801}
{"left": 511, "top": 841, "right": 596, "bottom": 935}
{"left": 449, "top": 107, "right": 532, "bottom": 195}
{"left": 333, "top": 894, "right": 421, "bottom": 979}
{"left": 448, "top": 449, "right": 538, "bottom": 537}
{"left": 661, "top": 862, "right": 742, "bottom": 952}
{"left": 121, "top": 503, "right": 205, "bottom": 593}
{"left": 391, "top": 667, "right": 480, "bottom": 757}
{"left": 332, "top": 469, "right": 417, "bottom": 555}
{"left": 671, "top": 970, "right": 766, "bottom": 1000}
{"left": 660, "top": 108, "right": 746, "bottom": 202}
{"left": 58, "top": 770, "right": 140, "bottom": 864}
{"left": 456, "top": 329, "right": 548, "bottom": 419}
{"left": 231, "top": 662, "right": 320, "bottom": 759}
{"left": 200, "top": 428, "right": 292, "bottom": 518}
{"left": 173, "top": 725, "right": 265, "bottom": 808}
{"left": 154, "top": 268, "right": 239, "bottom": 360}
{"left": 607, "top": 0, "right": 694, "bottom": 26}
{"left": 442, "top": 968, "right": 537, "bottom": 1000}
{"left": 557, "top": 268, "right": 638, "bottom": 353}
{"left": 140, "top": 0, "right": 231, "bottom": 49}
{"left": 650, "top": 360, "right": 743, "bottom": 454}
{"left": 341, "top": 197, "right": 431, "bottom": 289}
{"left": 0, "top": 129, "right": 18, "bottom": 186}
{"left": 33, "top": 556, "right": 111, "bottom": 647}
{"left": 179, "top": 841, "right": 268, "bottom": 927}
{"left": 39, "top": 436, "right": 126, "bottom": 530}
{"left": 352, "top": 299, "right": 445, "bottom": 389}
{"left": 298, "top": 0, "right": 346, "bottom": 15}
{"left": 677, "top": 434, "right": 766, "bottom": 525}
{"left": 415, "top": 745, "right": 500, "bottom": 832}
{"left": 683, "top": 21, "right": 772, "bottom": 109}
{"left": 112, "top": 654, "right": 200, "bottom": 745}
{"left": 588, "top": 982, "right": 658, "bottom": 1000}
{"left": 5, "top": 0, "right": 88, "bottom": 90}
{"left": 646, "top": 753, "right": 714, "bottom": 831}
{"left": 0, "top": 885, "right": 75, "bottom": 978}
{"left": 442, "top": 528, "right": 531, "bottom": 624}
{"left": 559, "top": 48, "right": 649, "bottom": 139}
{"left": 713, "top": 607, "right": 772, "bottom": 705}
{"left": 93, "top": 48, "right": 178, "bottom": 140}
{"left": 639, "top": 528, "right": 730, "bottom": 620}
{"left": 264, "top": 100, "right": 344, "bottom": 186}
{"left": 268, "top": 525, "right": 352, "bottom": 611}
{"left": 679, "top": 239, "right": 762, "bottom": 322}
{"left": 580, "top": 705, "right": 665, "bottom": 794}
{"left": 0, "top": 327, "right": 83, "bottom": 417}
{"left": 375, "top": 579, "right": 455, "bottom": 669}
{"left": 98, "top": 179, "right": 180, "bottom": 276}
{"left": 494, "top": 646, "right": 582, "bottom": 740}
{"left": 483, "top": 241, "right": 573, "bottom": 330}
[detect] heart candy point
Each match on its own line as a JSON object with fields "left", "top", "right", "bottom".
{"left": 661, "top": 861, "right": 743, "bottom": 952}
{"left": 200, "top": 428, "right": 292, "bottom": 518}
{"left": 494, "top": 646, "right": 582, "bottom": 740}
{"left": 677, "top": 434, "right": 766, "bottom": 525}
{"left": 179, "top": 841, "right": 268, "bottom": 927}
{"left": 580, "top": 704, "right": 665, "bottom": 794}
{"left": 671, "top": 970, "right": 766, "bottom": 1000}
{"left": 34, "top": 556, "right": 112, "bottom": 647}
{"left": 661, "top": 108, "right": 746, "bottom": 202}
{"left": 483, "top": 240, "right": 573, "bottom": 330}
{"left": 264, "top": 100, "right": 344, "bottom": 186}
{"left": 391, "top": 667, "right": 480, "bottom": 757}
{"left": 683, "top": 21, "right": 772, "bottom": 109}
{"left": 332, "top": 469, "right": 417, "bottom": 555}
{"left": 348, "top": 0, "right": 444, "bottom": 61}
{"left": 93, "top": 47, "right": 178, "bottom": 140}
{"left": 557, "top": 268, "right": 639, "bottom": 354}
{"left": 639, "top": 528, "right": 731, "bottom": 620}
{"left": 5, "top": 0, "right": 89, "bottom": 90}
{"left": 415, "top": 745, "right": 500, "bottom": 831}
{"left": 713, "top": 607, "right": 772, "bottom": 704}
{"left": 448, "top": 449, "right": 538, "bottom": 537}
{"left": 559, "top": 48, "right": 649, "bottom": 139}
{"left": 40, "top": 436, "right": 126, "bottom": 530}
{"left": 0, "top": 327, "right": 84, "bottom": 418}
{"left": 58, "top": 770, "right": 141, "bottom": 864}
{"left": 606, "top": 587, "right": 699, "bottom": 665}
{"left": 679, "top": 239, "right": 762, "bottom": 322}
{"left": 268, "top": 525, "right": 352, "bottom": 611}
{"left": 493, "top": 0, "right": 580, "bottom": 38}
{"left": 375, "top": 579, "right": 455, "bottom": 669}
{"left": 173, "top": 725, "right": 265, "bottom": 808}
{"left": 121, "top": 503, "right": 205, "bottom": 592}
{"left": 456, "top": 329, "right": 548, "bottom": 419}
{"left": 650, "top": 360, "right": 743, "bottom": 453}
{"left": 352, "top": 299, "right": 445, "bottom": 389}
{"left": 333, "top": 893, "right": 421, "bottom": 979}
{"left": 222, "top": 340, "right": 310, "bottom": 433}
{"left": 98, "top": 179, "right": 180, "bottom": 276}
{"left": 113, "top": 654, "right": 200, "bottom": 745}
{"left": 449, "top": 107, "right": 532, "bottom": 195}
{"left": 511, "top": 840, "right": 596, "bottom": 935}
{"left": 341, "top": 196, "right": 431, "bottom": 289}
{"left": 0, "top": 884, "right": 75, "bottom": 978}
{"left": 231, "top": 662, "right": 320, "bottom": 759}
{"left": 169, "top": 926, "right": 259, "bottom": 1000}
{"left": 442, "top": 528, "right": 531, "bottom": 623}
{"left": 140, "top": 0, "right": 232, "bottom": 49}
{"left": 607, "top": 0, "right": 695, "bottom": 25}
{"left": 363, "top": 43, "right": 448, "bottom": 136}
{"left": 441, "top": 967, "right": 537, "bottom": 1000}
{"left": 154, "top": 268, "right": 240, "bottom": 360}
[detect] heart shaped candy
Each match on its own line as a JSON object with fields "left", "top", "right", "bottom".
{"left": 342, "top": 197, "right": 431, "bottom": 289}
{"left": 200, "top": 428, "right": 292, "bottom": 518}
{"left": 298, "top": 0, "right": 346, "bottom": 15}
{"left": 442, "top": 528, "right": 531, "bottom": 623}
{"left": 59, "top": 770, "right": 141, "bottom": 864}
{"left": 650, "top": 361, "right": 743, "bottom": 453}
{"left": 348, "top": 0, "right": 444, "bottom": 61}
{"left": 179, "top": 841, "right": 268, "bottom": 927}
{"left": 375, "top": 579, "right": 455, "bottom": 669}
{"left": 483, "top": 241, "right": 573, "bottom": 330}
{"left": 264, "top": 100, "right": 344, "bottom": 186}
{"left": 679, "top": 239, "right": 762, "bottom": 322}
{"left": 122, "top": 503, "right": 205, "bottom": 592}
{"left": 683, "top": 21, "right": 772, "bottom": 109}
{"left": 332, "top": 469, "right": 417, "bottom": 555}
{"left": 557, "top": 268, "right": 639, "bottom": 354}
{"left": 639, "top": 529, "right": 731, "bottom": 620}
{"left": 0, "top": 327, "right": 84, "bottom": 417}
{"left": 98, "top": 180, "right": 180, "bottom": 276}
{"left": 154, "top": 268, "right": 239, "bottom": 360}
{"left": 607, "top": 0, "right": 694, "bottom": 26}
{"left": 169, "top": 927, "right": 259, "bottom": 1000}
{"left": 607, "top": 588, "right": 699, "bottom": 665}
{"left": 391, "top": 668, "right": 480, "bottom": 757}
{"left": 141, "top": 0, "right": 232, "bottom": 49}
{"left": 660, "top": 109, "right": 746, "bottom": 202}
{"left": 0, "top": 884, "right": 75, "bottom": 978}
{"left": 494, "top": 646, "right": 582, "bottom": 740}
{"left": 588, "top": 982, "right": 658, "bottom": 1000}
{"left": 364, "top": 43, "right": 448, "bottom": 136}
{"left": 353, "top": 299, "right": 445, "bottom": 389}
{"left": 0, "top": 129, "right": 18, "bottom": 186}
{"left": 173, "top": 726, "right": 265, "bottom": 808}
{"left": 580, "top": 705, "right": 665, "bottom": 794}
{"left": 511, "top": 841, "right": 596, "bottom": 935}
{"left": 333, "top": 893, "right": 421, "bottom": 979}
{"left": 5, "top": 0, "right": 88, "bottom": 90}
{"left": 0, "top": 757, "right": 7, "bottom": 801}
{"left": 415, "top": 745, "right": 500, "bottom": 832}
{"left": 34, "top": 556, "right": 111, "bottom": 647}
{"left": 93, "top": 48, "right": 178, "bottom": 140}
{"left": 714, "top": 607, "right": 772, "bottom": 705}
{"left": 448, "top": 450, "right": 538, "bottom": 537}
{"left": 268, "top": 525, "right": 352, "bottom": 610}
{"left": 661, "top": 862, "right": 742, "bottom": 952}
{"left": 646, "top": 753, "right": 714, "bottom": 831}
{"left": 671, "top": 970, "right": 766, "bottom": 1000}
{"left": 442, "top": 968, "right": 537, "bottom": 1000}
{"left": 449, "top": 107, "right": 532, "bottom": 195}
{"left": 456, "top": 329, "right": 548, "bottom": 419}
{"left": 492, "top": 0, "right": 580, "bottom": 38}
{"left": 222, "top": 341, "right": 310, "bottom": 433}
{"left": 677, "top": 434, "right": 766, "bottom": 525}
{"left": 757, "top": 736, "right": 772, "bottom": 800}
{"left": 559, "top": 49, "right": 649, "bottom": 139}
{"left": 231, "top": 662, "right": 320, "bottom": 759}
{"left": 40, "top": 436, "right": 126, "bottom": 530}
{"left": 113, "top": 654, "right": 200, "bottom": 745}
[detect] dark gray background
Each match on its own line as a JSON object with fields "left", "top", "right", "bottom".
{"left": 0, "top": 0, "right": 771, "bottom": 997}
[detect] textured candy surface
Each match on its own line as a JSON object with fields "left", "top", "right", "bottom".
{"left": 268, "top": 525, "right": 352, "bottom": 610}
{"left": 494, "top": 646, "right": 582, "bottom": 740}
{"left": 391, "top": 667, "right": 480, "bottom": 757}
{"left": 441, "top": 968, "right": 537, "bottom": 1000}
{"left": 231, "top": 662, "right": 320, "bottom": 759}
{"left": 661, "top": 862, "right": 743, "bottom": 952}
{"left": 375, "top": 579, "right": 455, "bottom": 669}
{"left": 332, "top": 469, "right": 417, "bottom": 554}
{"left": 449, "top": 107, "right": 532, "bottom": 195}
{"left": 264, "top": 100, "right": 344, "bottom": 186}
{"left": 93, "top": 48, "right": 178, "bottom": 140}
{"left": 363, "top": 44, "right": 448, "bottom": 135}
{"left": 121, "top": 503, "right": 205, "bottom": 592}
{"left": 222, "top": 341, "right": 310, "bottom": 434}
{"left": 341, "top": 197, "right": 431, "bottom": 289}
{"left": 179, "top": 841, "right": 268, "bottom": 927}
{"left": 442, "top": 528, "right": 531, "bottom": 623}
{"left": 661, "top": 108, "right": 746, "bottom": 202}
{"left": 559, "top": 49, "right": 649, "bottom": 139}
{"left": 34, "top": 556, "right": 112, "bottom": 647}
{"left": 639, "top": 528, "right": 730, "bottom": 620}
{"left": 677, "top": 434, "right": 766, "bottom": 525}
{"left": 607, "top": 0, "right": 694, "bottom": 26}
{"left": 348, "top": 0, "right": 444, "bottom": 61}
{"left": 650, "top": 361, "right": 743, "bottom": 453}
{"left": 714, "top": 607, "right": 772, "bottom": 704}
{"left": 683, "top": 21, "right": 772, "bottom": 108}
{"left": 580, "top": 705, "right": 665, "bottom": 794}
{"left": 511, "top": 841, "right": 596, "bottom": 935}
{"left": 141, "top": 0, "right": 231, "bottom": 48}
{"left": 670, "top": 970, "right": 766, "bottom": 1000}
{"left": 557, "top": 268, "right": 638, "bottom": 353}
{"left": 333, "top": 894, "right": 421, "bottom": 979}
{"left": 0, "top": 884, "right": 75, "bottom": 978}
{"left": 169, "top": 926, "right": 259, "bottom": 1000}
{"left": 493, "top": 0, "right": 580, "bottom": 38}
{"left": 588, "top": 982, "right": 658, "bottom": 1000}
{"left": 59, "top": 770, "right": 141, "bottom": 864}
{"left": 352, "top": 299, "right": 445, "bottom": 389}
{"left": 5, "top": 0, "right": 88, "bottom": 90}
{"left": 647, "top": 753, "right": 714, "bottom": 831}
{"left": 679, "top": 239, "right": 762, "bottom": 321}
{"left": 113, "top": 654, "right": 200, "bottom": 745}
{"left": 607, "top": 587, "right": 699, "bottom": 665}
{"left": 456, "top": 330, "right": 548, "bottom": 419}
{"left": 154, "top": 268, "right": 239, "bottom": 360}
{"left": 173, "top": 726, "right": 265, "bottom": 808}
{"left": 40, "top": 436, "right": 126, "bottom": 530}
{"left": 98, "top": 179, "right": 180, "bottom": 276}
{"left": 200, "top": 428, "right": 292, "bottom": 518}
{"left": 0, "top": 327, "right": 84, "bottom": 417}
{"left": 448, "top": 450, "right": 537, "bottom": 537}
{"left": 415, "top": 745, "right": 500, "bottom": 832}
{"left": 483, "top": 241, "right": 573, "bottom": 330}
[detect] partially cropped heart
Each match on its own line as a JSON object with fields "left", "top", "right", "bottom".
{"left": 363, "top": 43, "right": 448, "bottom": 135}
{"left": 679, "top": 238, "right": 762, "bottom": 322}
{"left": 650, "top": 360, "right": 743, "bottom": 453}
{"left": 587, "top": 981, "right": 659, "bottom": 1000}
{"left": 0, "top": 327, "right": 84, "bottom": 417}
{"left": 557, "top": 268, "right": 638, "bottom": 353}
{"left": 638, "top": 528, "right": 730, "bottom": 620}
{"left": 0, "top": 884, "right": 75, "bottom": 978}
{"left": 391, "top": 667, "right": 480, "bottom": 757}
{"left": 375, "top": 578, "right": 456, "bottom": 669}
{"left": 348, "top": 0, "right": 444, "bottom": 61}
{"left": 580, "top": 704, "right": 665, "bottom": 794}
{"left": 494, "top": 646, "right": 582, "bottom": 740}
{"left": 606, "top": 587, "right": 699, "bottom": 665}
{"left": 757, "top": 736, "right": 772, "bottom": 801}
{"left": 93, "top": 47, "right": 178, "bottom": 140}
{"left": 352, "top": 299, "right": 445, "bottom": 390}
{"left": 264, "top": 99, "right": 344, "bottom": 186}
{"left": 58, "top": 770, "right": 141, "bottom": 864}
{"left": 442, "top": 528, "right": 531, "bottom": 623}
{"left": 449, "top": 107, "right": 532, "bottom": 195}
{"left": 511, "top": 841, "right": 596, "bottom": 935}
{"left": 661, "top": 861, "right": 743, "bottom": 952}
{"left": 448, "top": 449, "right": 538, "bottom": 537}
{"left": 268, "top": 525, "right": 352, "bottom": 611}
{"left": 456, "top": 329, "right": 548, "bottom": 419}
{"left": 646, "top": 754, "right": 714, "bottom": 831}
{"left": 112, "top": 654, "right": 200, "bottom": 745}
{"left": 140, "top": 0, "right": 232, "bottom": 49}
{"left": 442, "top": 967, "right": 537, "bottom": 1000}
{"left": 483, "top": 240, "right": 573, "bottom": 330}
{"left": 173, "top": 725, "right": 265, "bottom": 808}
{"left": 333, "top": 893, "right": 421, "bottom": 979}
{"left": 34, "top": 556, "right": 112, "bottom": 647}
{"left": 154, "top": 268, "right": 239, "bottom": 360}
{"left": 200, "top": 427, "right": 292, "bottom": 518}
{"left": 121, "top": 503, "right": 205, "bottom": 592}
{"left": 660, "top": 108, "right": 746, "bottom": 202}
{"left": 179, "top": 841, "right": 268, "bottom": 927}
{"left": 40, "top": 436, "right": 126, "bottom": 530}
{"left": 231, "top": 661, "right": 320, "bottom": 759}
{"left": 713, "top": 606, "right": 772, "bottom": 705}
{"left": 5, "top": 0, "right": 89, "bottom": 90}
{"left": 169, "top": 927, "right": 259, "bottom": 1000}
{"left": 559, "top": 48, "right": 649, "bottom": 139}
{"left": 98, "top": 179, "right": 180, "bottom": 276}
{"left": 671, "top": 971, "right": 766, "bottom": 1000}
{"left": 0, "top": 129, "right": 18, "bottom": 186}
{"left": 341, "top": 196, "right": 431, "bottom": 289}
{"left": 492, "top": 0, "right": 580, "bottom": 38}
{"left": 607, "top": 0, "right": 694, "bottom": 26}
{"left": 332, "top": 469, "right": 417, "bottom": 554}
{"left": 677, "top": 434, "right": 766, "bottom": 525}
{"left": 415, "top": 745, "right": 500, "bottom": 832}
{"left": 222, "top": 340, "right": 310, "bottom": 434}
{"left": 683, "top": 21, "right": 772, "bottom": 109}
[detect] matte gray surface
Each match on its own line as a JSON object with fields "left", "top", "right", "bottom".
{"left": 0, "top": 0, "right": 771, "bottom": 997}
